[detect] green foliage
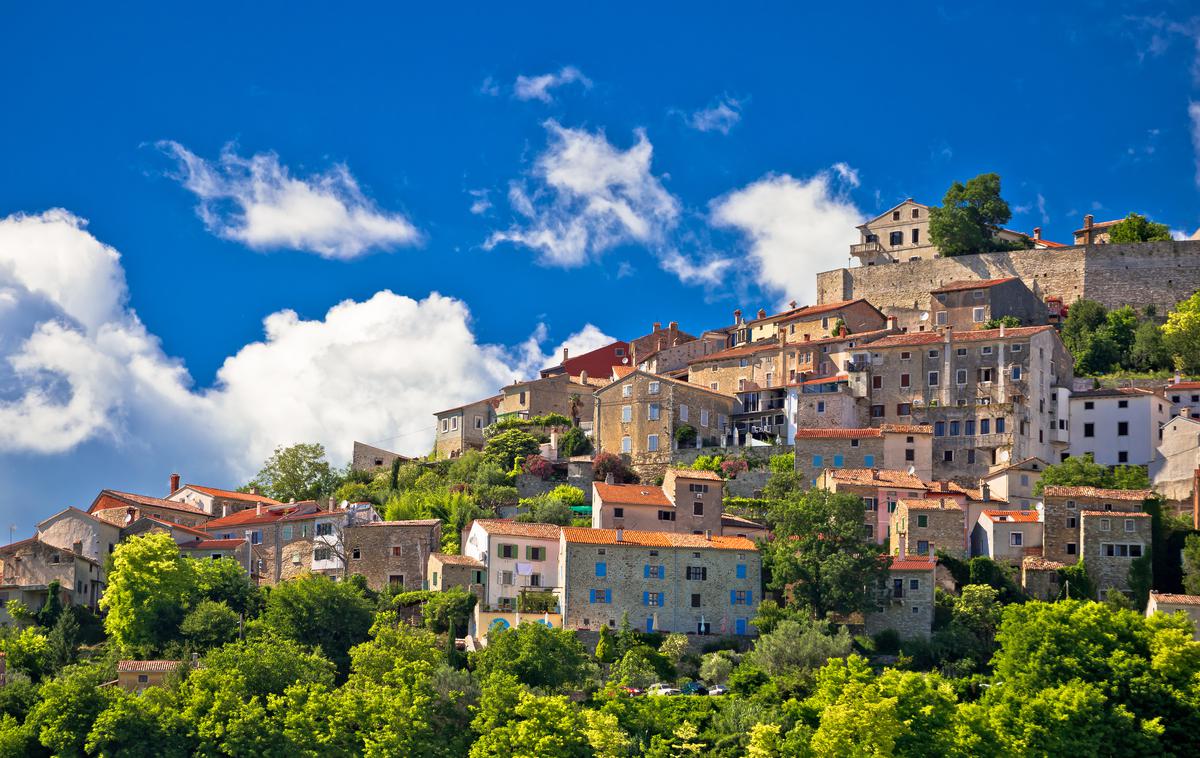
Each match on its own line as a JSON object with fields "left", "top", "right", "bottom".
{"left": 86, "top": 687, "right": 191, "bottom": 758}
{"left": 180, "top": 599, "right": 240, "bottom": 650}
{"left": 1107, "top": 212, "right": 1172, "bottom": 243}
{"left": 26, "top": 663, "right": 114, "bottom": 756}
{"left": 483, "top": 429, "right": 542, "bottom": 470}
{"left": 699, "top": 650, "right": 738, "bottom": 685}
{"left": 674, "top": 423, "right": 697, "bottom": 447}
{"left": 516, "top": 494, "right": 575, "bottom": 525}
{"left": 1061, "top": 299, "right": 1174, "bottom": 375}
{"left": 1058, "top": 560, "right": 1097, "bottom": 600}
{"left": 965, "top": 557, "right": 1026, "bottom": 604}
{"left": 558, "top": 426, "right": 592, "bottom": 457}
{"left": 927, "top": 173, "right": 1020, "bottom": 256}
{"left": 766, "top": 488, "right": 889, "bottom": 618}
{"left": 593, "top": 451, "right": 637, "bottom": 483}
{"left": 246, "top": 442, "right": 337, "bottom": 502}
{"left": 36, "top": 581, "right": 64, "bottom": 628}
{"left": 1129, "top": 319, "right": 1171, "bottom": 372}
{"left": 1164, "top": 291, "right": 1200, "bottom": 373}
{"left": 982, "top": 315, "right": 1021, "bottom": 329}
{"left": 258, "top": 573, "right": 374, "bottom": 674}
{"left": 1034, "top": 453, "right": 1150, "bottom": 494}
{"left": 595, "top": 623, "right": 616, "bottom": 664}
{"left": 1183, "top": 534, "right": 1200, "bottom": 595}
{"left": 751, "top": 619, "right": 853, "bottom": 679}
{"left": 470, "top": 622, "right": 594, "bottom": 693}
{"left": 469, "top": 690, "right": 592, "bottom": 758}
{"left": 688, "top": 454, "right": 722, "bottom": 472}
{"left": 193, "top": 556, "right": 261, "bottom": 616}
{"left": 0, "top": 626, "right": 50, "bottom": 681}
{"left": 45, "top": 607, "right": 81, "bottom": 673}
{"left": 768, "top": 452, "right": 795, "bottom": 474}
{"left": 609, "top": 645, "right": 672, "bottom": 688}
{"left": 100, "top": 533, "right": 195, "bottom": 655}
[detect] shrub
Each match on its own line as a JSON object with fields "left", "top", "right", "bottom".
{"left": 873, "top": 628, "right": 901, "bottom": 655}
{"left": 522, "top": 454, "right": 553, "bottom": 480}
{"left": 674, "top": 424, "right": 697, "bottom": 447}
{"left": 593, "top": 452, "right": 637, "bottom": 483}
{"left": 720, "top": 459, "right": 748, "bottom": 478}
{"left": 558, "top": 426, "right": 591, "bottom": 457}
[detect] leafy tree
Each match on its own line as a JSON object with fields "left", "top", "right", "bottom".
{"left": 100, "top": 533, "right": 196, "bottom": 654}
{"left": 1061, "top": 299, "right": 1107, "bottom": 360}
{"left": 332, "top": 480, "right": 373, "bottom": 505}
{"left": 26, "top": 663, "right": 115, "bottom": 756}
{"left": 1129, "top": 319, "right": 1171, "bottom": 371}
{"left": 470, "top": 622, "right": 594, "bottom": 692}
{"left": 769, "top": 452, "right": 796, "bottom": 474}
{"left": 674, "top": 424, "right": 697, "bottom": 447}
{"left": 983, "top": 315, "right": 1021, "bottom": 329}
{"left": 593, "top": 451, "right": 637, "bottom": 483}
{"left": 469, "top": 691, "right": 592, "bottom": 758}
{"left": 180, "top": 600, "right": 240, "bottom": 650}
{"left": 1107, "top": 212, "right": 1172, "bottom": 243}
{"left": 609, "top": 645, "right": 671, "bottom": 688}
{"left": 766, "top": 488, "right": 888, "bottom": 618}
{"left": 522, "top": 453, "right": 554, "bottom": 479}
{"left": 750, "top": 619, "right": 853, "bottom": 678}
{"left": 547, "top": 484, "right": 586, "bottom": 508}
{"left": 423, "top": 586, "right": 477, "bottom": 659}
{"left": 1034, "top": 454, "right": 1149, "bottom": 494}
{"left": 1129, "top": 551, "right": 1153, "bottom": 610}
{"left": 594, "top": 623, "right": 616, "bottom": 664}
{"left": 258, "top": 573, "right": 373, "bottom": 674}
{"left": 483, "top": 429, "right": 541, "bottom": 471}
{"left": 86, "top": 687, "right": 191, "bottom": 758}
{"left": 349, "top": 612, "right": 442, "bottom": 683}
{"left": 36, "top": 580, "right": 64, "bottom": 628}
{"left": 699, "top": 650, "right": 737, "bottom": 685}
{"left": 193, "top": 556, "right": 260, "bottom": 616}
{"left": 1164, "top": 291, "right": 1200, "bottom": 373}
{"left": 516, "top": 495, "right": 574, "bottom": 525}
{"left": 1057, "top": 560, "right": 1097, "bottom": 600}
{"left": 246, "top": 442, "right": 337, "bottom": 502}
{"left": 0, "top": 626, "right": 50, "bottom": 680}
{"left": 558, "top": 426, "right": 592, "bottom": 458}
{"left": 45, "top": 607, "right": 81, "bottom": 672}
{"left": 1183, "top": 534, "right": 1200, "bottom": 595}
{"left": 928, "top": 173, "right": 1021, "bottom": 256}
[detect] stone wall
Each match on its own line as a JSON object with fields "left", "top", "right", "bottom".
{"left": 343, "top": 521, "right": 441, "bottom": 592}
{"left": 1082, "top": 512, "right": 1152, "bottom": 594}
{"left": 816, "top": 240, "right": 1200, "bottom": 315}
{"left": 864, "top": 567, "right": 934, "bottom": 639}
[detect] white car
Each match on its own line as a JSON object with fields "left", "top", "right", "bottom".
{"left": 647, "top": 683, "right": 681, "bottom": 696}
{"left": 708, "top": 685, "right": 729, "bottom": 696}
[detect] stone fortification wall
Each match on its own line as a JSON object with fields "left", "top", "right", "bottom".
{"left": 817, "top": 240, "right": 1200, "bottom": 315}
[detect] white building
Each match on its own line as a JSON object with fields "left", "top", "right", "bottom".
{"left": 462, "top": 520, "right": 562, "bottom": 612}
{"left": 1165, "top": 378, "right": 1200, "bottom": 420}
{"left": 1068, "top": 387, "right": 1172, "bottom": 466}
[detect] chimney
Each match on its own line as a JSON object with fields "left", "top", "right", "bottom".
{"left": 72, "top": 540, "right": 83, "bottom": 554}
{"left": 980, "top": 480, "right": 990, "bottom": 502}
{"left": 789, "top": 300, "right": 797, "bottom": 310}
{"left": 169, "top": 473, "right": 180, "bottom": 494}
{"left": 999, "top": 323, "right": 1006, "bottom": 337}
{"left": 653, "top": 322, "right": 662, "bottom": 332}
{"left": 1084, "top": 214, "right": 1094, "bottom": 229}
{"left": 249, "top": 486, "right": 258, "bottom": 495}
{"left": 898, "top": 531, "right": 906, "bottom": 560}
{"left": 256, "top": 503, "right": 263, "bottom": 516}
{"left": 615, "top": 528, "right": 624, "bottom": 543}
{"left": 704, "top": 529, "right": 712, "bottom": 541}
{"left": 1174, "top": 371, "right": 1182, "bottom": 386}
{"left": 668, "top": 321, "right": 678, "bottom": 331}
{"left": 886, "top": 316, "right": 898, "bottom": 331}
{"left": 562, "top": 347, "right": 569, "bottom": 364}
{"left": 1033, "top": 227, "right": 1042, "bottom": 241}
{"left": 838, "top": 325, "right": 847, "bottom": 337}
{"left": 1182, "top": 407, "right": 1192, "bottom": 419}
{"left": 733, "top": 309, "right": 742, "bottom": 324}
{"left": 579, "top": 369, "right": 588, "bottom": 384}
{"left": 605, "top": 473, "right": 615, "bottom": 485}
{"left": 757, "top": 308, "right": 767, "bottom": 319}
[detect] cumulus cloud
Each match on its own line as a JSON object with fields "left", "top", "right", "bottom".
{"left": 513, "top": 66, "right": 592, "bottom": 103}
{"left": 710, "top": 168, "right": 864, "bottom": 306}
{"left": 485, "top": 120, "right": 680, "bottom": 266}
{"left": 1190, "top": 102, "right": 1200, "bottom": 188}
{"left": 158, "top": 142, "right": 420, "bottom": 259}
{"left": 468, "top": 188, "right": 493, "bottom": 215}
{"left": 684, "top": 96, "right": 743, "bottom": 135}
{"left": 658, "top": 250, "right": 734, "bottom": 287}
{"left": 0, "top": 209, "right": 608, "bottom": 480}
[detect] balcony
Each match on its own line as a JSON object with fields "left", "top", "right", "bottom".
{"left": 850, "top": 241, "right": 890, "bottom": 260}
{"left": 974, "top": 432, "right": 1014, "bottom": 448}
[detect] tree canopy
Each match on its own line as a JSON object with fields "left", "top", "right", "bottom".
{"left": 1033, "top": 454, "right": 1150, "bottom": 494}
{"left": 928, "top": 173, "right": 1025, "bottom": 256}
{"left": 246, "top": 442, "right": 337, "bottom": 502}
{"left": 1107, "top": 212, "right": 1172, "bottom": 243}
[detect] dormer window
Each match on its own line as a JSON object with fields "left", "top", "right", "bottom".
{"left": 892, "top": 210, "right": 901, "bottom": 221}
{"left": 912, "top": 208, "right": 920, "bottom": 219}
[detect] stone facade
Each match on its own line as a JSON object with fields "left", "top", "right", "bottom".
{"left": 1021, "top": 557, "right": 1065, "bottom": 601}
{"left": 852, "top": 199, "right": 939, "bottom": 266}
{"left": 591, "top": 469, "right": 734, "bottom": 537}
{"left": 929, "top": 277, "right": 1046, "bottom": 330}
{"left": 864, "top": 558, "right": 936, "bottom": 639}
{"left": 435, "top": 396, "right": 498, "bottom": 459}
{"left": 817, "top": 469, "right": 930, "bottom": 545}
{"left": 427, "top": 552, "right": 486, "bottom": 598}
{"left": 744, "top": 299, "right": 888, "bottom": 344}
{"left": 350, "top": 441, "right": 407, "bottom": 473}
{"left": 343, "top": 520, "right": 442, "bottom": 592}
{"left": 36, "top": 507, "right": 122, "bottom": 563}
{"left": 794, "top": 426, "right": 933, "bottom": 486}
{"left": 982, "top": 457, "right": 1048, "bottom": 510}
{"left": 628, "top": 322, "right": 695, "bottom": 365}
{"left": 637, "top": 333, "right": 726, "bottom": 375}
{"left": 89, "top": 490, "right": 211, "bottom": 529}
{"left": 0, "top": 537, "right": 102, "bottom": 623}
{"left": 1082, "top": 511, "right": 1151, "bottom": 594}
{"left": 167, "top": 483, "right": 281, "bottom": 518}
{"left": 559, "top": 528, "right": 760, "bottom": 635}
{"left": 970, "top": 510, "right": 1041, "bottom": 564}
{"left": 891, "top": 498, "right": 966, "bottom": 559}
{"left": 1041, "top": 487, "right": 1149, "bottom": 565}
{"left": 1151, "top": 415, "right": 1200, "bottom": 508}
{"left": 818, "top": 239, "right": 1200, "bottom": 317}
{"left": 498, "top": 375, "right": 595, "bottom": 422}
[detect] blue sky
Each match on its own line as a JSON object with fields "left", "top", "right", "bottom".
{"left": 1, "top": 1, "right": 1197, "bottom": 532}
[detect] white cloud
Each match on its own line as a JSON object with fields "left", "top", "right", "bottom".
{"left": 480, "top": 76, "right": 501, "bottom": 97}
{"left": 1036, "top": 193, "right": 1049, "bottom": 224}
{"left": 0, "top": 209, "right": 608, "bottom": 480}
{"left": 684, "top": 97, "right": 742, "bottom": 135}
{"left": 659, "top": 250, "right": 734, "bottom": 287}
{"left": 485, "top": 120, "right": 680, "bottom": 267}
{"left": 159, "top": 142, "right": 420, "bottom": 260}
{"left": 1190, "top": 101, "right": 1200, "bottom": 188}
{"left": 710, "top": 168, "right": 864, "bottom": 306}
{"left": 513, "top": 66, "right": 592, "bottom": 103}
{"left": 468, "top": 188, "right": 493, "bottom": 215}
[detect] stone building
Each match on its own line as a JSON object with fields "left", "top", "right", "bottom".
{"left": 1147, "top": 592, "right": 1200, "bottom": 639}
{"left": 982, "top": 457, "right": 1049, "bottom": 510}
{"left": 498, "top": 374, "right": 597, "bottom": 423}
{"left": 1072, "top": 214, "right": 1122, "bottom": 245}
{"left": 741, "top": 299, "right": 887, "bottom": 345}
{"left": 1081, "top": 510, "right": 1151, "bottom": 594}
{"left": 864, "top": 555, "right": 936, "bottom": 639}
{"left": 116, "top": 660, "right": 183, "bottom": 692}
{"left": 890, "top": 498, "right": 966, "bottom": 558}
{"left": 1068, "top": 387, "right": 1172, "bottom": 466}
{"left": 36, "top": 507, "right": 122, "bottom": 563}
{"left": 427, "top": 552, "right": 486, "bottom": 598}
{"left": 1040, "top": 486, "right": 1150, "bottom": 565}
{"left": 167, "top": 479, "right": 282, "bottom": 518}
{"left": 1151, "top": 413, "right": 1200, "bottom": 516}
{"left": 1021, "top": 556, "right": 1066, "bottom": 601}
{"left": 628, "top": 321, "right": 696, "bottom": 365}
{"left": 342, "top": 519, "right": 442, "bottom": 592}
{"left": 350, "top": 441, "right": 408, "bottom": 473}
{"left": 928, "top": 277, "right": 1046, "bottom": 331}
{"left": 793, "top": 425, "right": 933, "bottom": 486}
{"left": 592, "top": 370, "right": 736, "bottom": 477}
{"left": 1165, "top": 378, "right": 1200, "bottom": 419}
{"left": 0, "top": 537, "right": 103, "bottom": 624}
{"left": 434, "top": 395, "right": 499, "bottom": 459}
{"left": 461, "top": 520, "right": 562, "bottom": 613}
{"left": 816, "top": 468, "right": 930, "bottom": 544}
{"left": 558, "top": 527, "right": 760, "bottom": 635}
{"left": 592, "top": 469, "right": 725, "bottom": 535}
{"left": 851, "top": 199, "right": 940, "bottom": 266}
{"left": 636, "top": 332, "right": 727, "bottom": 377}
{"left": 88, "top": 489, "right": 211, "bottom": 529}
{"left": 970, "top": 509, "right": 1042, "bottom": 565}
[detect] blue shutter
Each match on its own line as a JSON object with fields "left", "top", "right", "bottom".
{"left": 589, "top": 589, "right": 596, "bottom": 604}
{"left": 863, "top": 454, "right": 875, "bottom": 467}
{"left": 643, "top": 591, "right": 650, "bottom": 605}
{"left": 605, "top": 589, "right": 612, "bottom": 603}
{"left": 596, "top": 561, "right": 606, "bottom": 577}
{"left": 747, "top": 591, "right": 753, "bottom": 604}
{"left": 833, "top": 454, "right": 843, "bottom": 467}
{"left": 736, "top": 564, "right": 746, "bottom": 579}
{"left": 644, "top": 564, "right": 650, "bottom": 578}
{"left": 812, "top": 455, "right": 822, "bottom": 467}
{"left": 730, "top": 590, "right": 736, "bottom": 606}
{"left": 658, "top": 565, "right": 665, "bottom": 580}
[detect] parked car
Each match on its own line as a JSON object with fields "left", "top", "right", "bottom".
{"left": 647, "top": 683, "right": 681, "bottom": 696}
{"left": 708, "top": 685, "right": 729, "bottom": 696}
{"left": 680, "top": 681, "right": 709, "bottom": 696}
{"left": 620, "top": 686, "right": 644, "bottom": 696}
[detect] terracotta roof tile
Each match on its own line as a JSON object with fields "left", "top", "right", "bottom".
{"left": 1080, "top": 510, "right": 1150, "bottom": 517}
{"left": 561, "top": 527, "right": 757, "bottom": 551}
{"left": 665, "top": 468, "right": 724, "bottom": 481}
{"left": 797, "top": 373, "right": 849, "bottom": 386}
{"left": 1022, "top": 556, "right": 1066, "bottom": 570}
{"left": 1169, "top": 381, "right": 1200, "bottom": 390}
{"left": 593, "top": 483, "right": 671, "bottom": 507}
{"left": 1042, "top": 486, "right": 1151, "bottom": 501}
{"left": 354, "top": 519, "right": 439, "bottom": 527}
{"left": 879, "top": 424, "right": 934, "bottom": 435}
{"left": 92, "top": 490, "right": 208, "bottom": 516}
{"left": 889, "top": 558, "right": 936, "bottom": 571}
{"left": 930, "top": 277, "right": 1018, "bottom": 294}
{"left": 139, "top": 517, "right": 212, "bottom": 539}
{"left": 982, "top": 509, "right": 1040, "bottom": 523}
{"left": 118, "top": 660, "right": 182, "bottom": 673}
{"left": 826, "top": 468, "right": 928, "bottom": 489}
{"left": 688, "top": 340, "right": 781, "bottom": 364}
{"left": 899, "top": 497, "right": 962, "bottom": 511}
{"left": 431, "top": 553, "right": 485, "bottom": 567}
{"left": 472, "top": 519, "right": 562, "bottom": 539}
{"left": 1151, "top": 592, "right": 1200, "bottom": 606}
{"left": 795, "top": 427, "right": 881, "bottom": 439}
{"left": 866, "top": 325, "right": 1055, "bottom": 348}
{"left": 749, "top": 298, "right": 882, "bottom": 326}
{"left": 204, "top": 502, "right": 330, "bottom": 529}
{"left": 178, "top": 485, "right": 281, "bottom": 504}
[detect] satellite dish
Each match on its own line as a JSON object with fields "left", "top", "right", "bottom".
{"left": 907, "top": 465, "right": 916, "bottom": 476}
{"left": 622, "top": 357, "right": 629, "bottom": 365}
{"left": 919, "top": 312, "right": 930, "bottom": 321}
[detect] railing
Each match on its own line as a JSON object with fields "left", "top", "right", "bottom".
{"left": 974, "top": 432, "right": 1014, "bottom": 447}
{"left": 850, "top": 241, "right": 886, "bottom": 257}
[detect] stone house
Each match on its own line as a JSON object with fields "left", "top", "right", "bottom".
{"left": 88, "top": 489, "right": 211, "bottom": 529}
{"left": 36, "top": 507, "right": 122, "bottom": 563}
{"left": 636, "top": 332, "right": 727, "bottom": 377}
{"left": 1165, "top": 378, "right": 1200, "bottom": 419}
{"left": 816, "top": 468, "right": 930, "bottom": 544}
{"left": 982, "top": 457, "right": 1049, "bottom": 510}
{"left": 592, "top": 370, "right": 736, "bottom": 477}
{"left": 924, "top": 481, "right": 1011, "bottom": 542}
{"left": 970, "top": 509, "right": 1042, "bottom": 564}
{"left": 461, "top": 520, "right": 562, "bottom": 613}
{"left": 1150, "top": 412, "right": 1200, "bottom": 516}
{"left": 1081, "top": 510, "right": 1151, "bottom": 595}
{"left": 1068, "top": 387, "right": 1172, "bottom": 466}
{"left": 628, "top": 322, "right": 696, "bottom": 365}
{"left": 743, "top": 299, "right": 887, "bottom": 345}
{"left": 929, "top": 277, "right": 1046, "bottom": 331}
{"left": 178, "top": 538, "right": 251, "bottom": 564}
{"left": 351, "top": 441, "right": 408, "bottom": 473}
{"left": 167, "top": 478, "right": 282, "bottom": 518}
{"left": 498, "top": 374, "right": 596, "bottom": 423}
{"left": 121, "top": 515, "right": 213, "bottom": 548}
{"left": 1040, "top": 486, "right": 1150, "bottom": 565}
{"left": 0, "top": 537, "right": 103, "bottom": 624}
{"left": 793, "top": 425, "right": 933, "bottom": 486}
{"left": 427, "top": 552, "right": 486, "bottom": 598}
{"left": 558, "top": 527, "right": 760, "bottom": 635}
{"left": 1021, "top": 556, "right": 1066, "bottom": 601}
{"left": 851, "top": 199, "right": 940, "bottom": 266}
{"left": 1146, "top": 593, "right": 1200, "bottom": 639}
{"left": 116, "top": 660, "right": 183, "bottom": 692}
{"left": 592, "top": 469, "right": 725, "bottom": 535}
{"left": 342, "top": 519, "right": 441, "bottom": 592}
{"left": 864, "top": 555, "right": 936, "bottom": 639}
{"left": 1072, "top": 214, "right": 1122, "bottom": 245}
{"left": 891, "top": 498, "right": 966, "bottom": 559}
{"left": 434, "top": 395, "right": 500, "bottom": 459}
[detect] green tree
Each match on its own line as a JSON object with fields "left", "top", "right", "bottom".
{"left": 100, "top": 533, "right": 196, "bottom": 654}
{"left": 0, "top": 626, "right": 50, "bottom": 680}
{"left": 192, "top": 556, "right": 260, "bottom": 616}
{"left": 1183, "top": 534, "right": 1200, "bottom": 595}
{"left": 674, "top": 424, "right": 697, "bottom": 448}
{"left": 469, "top": 692, "right": 592, "bottom": 758}
{"left": 26, "top": 663, "right": 115, "bottom": 757}
{"left": 928, "top": 173, "right": 1020, "bottom": 256}
{"left": 593, "top": 452, "right": 637, "bottom": 483}
{"left": 699, "top": 650, "right": 737, "bottom": 685}
{"left": 246, "top": 442, "right": 337, "bottom": 502}
{"left": 1163, "top": 291, "right": 1200, "bottom": 373}
{"left": 750, "top": 619, "right": 853, "bottom": 678}
{"left": 470, "top": 622, "right": 594, "bottom": 692}
{"left": 86, "top": 687, "right": 192, "bottom": 758}
{"left": 45, "top": 607, "right": 81, "bottom": 672}
{"left": 609, "top": 645, "right": 670, "bottom": 688}
{"left": 594, "top": 623, "right": 616, "bottom": 664}
{"left": 483, "top": 429, "right": 541, "bottom": 471}
{"left": 1057, "top": 560, "right": 1097, "bottom": 600}
{"left": 766, "top": 489, "right": 889, "bottom": 618}
{"left": 258, "top": 573, "right": 373, "bottom": 674}
{"left": 1107, "top": 212, "right": 1172, "bottom": 243}
{"left": 1101, "top": 305, "right": 1139, "bottom": 365}
{"left": 180, "top": 599, "right": 240, "bottom": 650}
{"left": 348, "top": 612, "right": 443, "bottom": 683}
{"left": 983, "top": 315, "right": 1022, "bottom": 329}
{"left": 1034, "top": 454, "right": 1115, "bottom": 494}
{"left": 423, "top": 586, "right": 477, "bottom": 659}
{"left": 37, "top": 580, "right": 64, "bottom": 628}
{"left": 1061, "top": 299, "right": 1107, "bottom": 361}
{"left": 1129, "top": 319, "right": 1171, "bottom": 371}
{"left": 558, "top": 426, "right": 592, "bottom": 458}
{"left": 516, "top": 495, "right": 575, "bottom": 525}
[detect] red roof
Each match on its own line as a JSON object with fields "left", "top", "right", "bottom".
{"left": 983, "top": 509, "right": 1040, "bottom": 523}
{"left": 1169, "top": 381, "right": 1200, "bottom": 391}
{"left": 471, "top": 519, "right": 562, "bottom": 539}
{"left": 798, "top": 373, "right": 849, "bottom": 386}
{"left": 879, "top": 424, "right": 934, "bottom": 435}
{"left": 1041, "top": 486, "right": 1151, "bottom": 501}
{"left": 1151, "top": 592, "right": 1200, "bottom": 606}
{"left": 795, "top": 427, "right": 881, "bottom": 439}
{"left": 899, "top": 497, "right": 962, "bottom": 512}
{"left": 118, "top": 660, "right": 182, "bottom": 673}
{"left": 930, "top": 277, "right": 1018, "bottom": 294}
{"left": 431, "top": 553, "right": 485, "bottom": 567}
{"left": 561, "top": 526, "right": 756, "bottom": 551}
{"left": 866, "top": 325, "right": 1055, "bottom": 348}
{"left": 176, "top": 485, "right": 281, "bottom": 505}
{"left": 750, "top": 298, "right": 882, "bottom": 326}
{"left": 688, "top": 340, "right": 781, "bottom": 365}
{"left": 594, "top": 482, "right": 671, "bottom": 507}
{"left": 826, "top": 468, "right": 928, "bottom": 489}
{"left": 1080, "top": 510, "right": 1151, "bottom": 518}
{"left": 889, "top": 558, "right": 936, "bottom": 571}
{"left": 140, "top": 517, "right": 212, "bottom": 539}
{"left": 179, "top": 539, "right": 245, "bottom": 550}
{"left": 89, "top": 490, "right": 208, "bottom": 517}
{"left": 544, "top": 341, "right": 631, "bottom": 380}
{"left": 204, "top": 502, "right": 329, "bottom": 528}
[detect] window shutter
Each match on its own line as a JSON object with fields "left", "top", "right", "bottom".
{"left": 589, "top": 589, "right": 596, "bottom": 603}
{"left": 605, "top": 589, "right": 612, "bottom": 603}
{"left": 643, "top": 591, "right": 649, "bottom": 605}
{"left": 747, "top": 591, "right": 753, "bottom": 604}
{"left": 730, "top": 590, "right": 736, "bottom": 606}
{"left": 525, "top": 545, "right": 531, "bottom": 559}
{"left": 658, "top": 565, "right": 665, "bottom": 579}
{"left": 644, "top": 564, "right": 650, "bottom": 578}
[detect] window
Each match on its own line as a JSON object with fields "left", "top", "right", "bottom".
{"left": 936, "top": 311, "right": 947, "bottom": 326}
{"left": 621, "top": 436, "right": 632, "bottom": 453}
{"left": 691, "top": 593, "right": 702, "bottom": 608}
{"left": 621, "top": 405, "right": 632, "bottom": 422}
{"left": 1101, "top": 543, "right": 1143, "bottom": 558}
{"left": 981, "top": 345, "right": 993, "bottom": 355}
{"left": 282, "top": 525, "right": 294, "bottom": 540}
{"left": 833, "top": 454, "right": 844, "bottom": 467}
{"left": 943, "top": 450, "right": 954, "bottom": 462}
{"left": 292, "top": 551, "right": 301, "bottom": 565}
{"left": 929, "top": 371, "right": 940, "bottom": 386}
{"left": 996, "top": 417, "right": 1006, "bottom": 433}
{"left": 648, "top": 381, "right": 660, "bottom": 395}
{"left": 1118, "top": 451, "right": 1129, "bottom": 463}
{"left": 965, "top": 419, "right": 976, "bottom": 435}
{"left": 1067, "top": 516, "right": 1077, "bottom": 528}
{"left": 1012, "top": 366, "right": 1021, "bottom": 380}
{"left": 657, "top": 510, "right": 675, "bottom": 521}
{"left": 700, "top": 409, "right": 710, "bottom": 427}
{"left": 817, "top": 401, "right": 826, "bottom": 414}
{"left": 250, "top": 530, "right": 263, "bottom": 545}
{"left": 1067, "top": 543, "right": 1078, "bottom": 555}
{"left": 316, "top": 523, "right": 333, "bottom": 537}
{"left": 589, "top": 589, "right": 612, "bottom": 604}
{"left": 693, "top": 501, "right": 704, "bottom": 516}
{"left": 973, "top": 307, "right": 985, "bottom": 323}
{"left": 351, "top": 548, "right": 361, "bottom": 560}
{"left": 475, "top": 415, "right": 483, "bottom": 429}
{"left": 648, "top": 403, "right": 660, "bottom": 421}
{"left": 687, "top": 566, "right": 707, "bottom": 580}
{"left": 956, "top": 369, "right": 967, "bottom": 385}
{"left": 967, "top": 449, "right": 976, "bottom": 464}
{"left": 916, "top": 514, "right": 928, "bottom": 528}
{"left": 871, "top": 404, "right": 885, "bottom": 418}
{"left": 732, "top": 590, "right": 751, "bottom": 605}
{"left": 1117, "top": 399, "right": 1128, "bottom": 409}
{"left": 526, "top": 545, "right": 546, "bottom": 561}
{"left": 622, "top": 384, "right": 632, "bottom": 397}
{"left": 1117, "top": 421, "right": 1129, "bottom": 436}
{"left": 911, "top": 228, "right": 920, "bottom": 244}
{"left": 500, "top": 571, "right": 514, "bottom": 585}
{"left": 897, "top": 403, "right": 911, "bottom": 416}
{"left": 613, "top": 507, "right": 624, "bottom": 518}
{"left": 499, "top": 544, "right": 518, "bottom": 559}
{"left": 980, "top": 418, "right": 991, "bottom": 434}
{"left": 389, "top": 574, "right": 404, "bottom": 588}
{"left": 1100, "top": 518, "right": 1111, "bottom": 531}
{"left": 917, "top": 540, "right": 930, "bottom": 555}
{"left": 644, "top": 592, "right": 663, "bottom": 606}
{"left": 138, "top": 674, "right": 149, "bottom": 684}
{"left": 392, "top": 546, "right": 403, "bottom": 557}
{"left": 314, "top": 547, "right": 332, "bottom": 561}
{"left": 934, "top": 421, "right": 946, "bottom": 436}
{"left": 680, "top": 404, "right": 688, "bottom": 422}
{"left": 892, "top": 210, "right": 902, "bottom": 221}
{"left": 529, "top": 574, "right": 543, "bottom": 587}
{"left": 905, "top": 448, "right": 915, "bottom": 461}
{"left": 647, "top": 434, "right": 659, "bottom": 452}
{"left": 1009, "top": 532, "right": 1024, "bottom": 547}
{"left": 950, "top": 421, "right": 960, "bottom": 436}
{"left": 890, "top": 231, "right": 904, "bottom": 246}
{"left": 1083, "top": 401, "right": 1095, "bottom": 410}
{"left": 928, "top": 349, "right": 940, "bottom": 359}
{"left": 450, "top": 416, "right": 458, "bottom": 431}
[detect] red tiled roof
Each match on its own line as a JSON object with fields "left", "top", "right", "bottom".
{"left": 1033, "top": 238, "right": 1067, "bottom": 248}
{"left": 118, "top": 660, "right": 182, "bottom": 673}
{"left": 471, "top": 519, "right": 562, "bottom": 539}
{"left": 561, "top": 526, "right": 757, "bottom": 551}
{"left": 1080, "top": 510, "right": 1151, "bottom": 517}
{"left": 751, "top": 298, "right": 882, "bottom": 326}
{"left": 899, "top": 497, "right": 962, "bottom": 511}
{"left": 889, "top": 558, "right": 936, "bottom": 571}
{"left": 1041, "top": 486, "right": 1151, "bottom": 501}
{"left": 930, "top": 277, "right": 1017, "bottom": 294}
{"left": 140, "top": 517, "right": 212, "bottom": 539}
{"left": 1169, "top": 381, "right": 1200, "bottom": 390}
{"left": 867, "top": 325, "right": 1055, "bottom": 348}
{"left": 688, "top": 340, "right": 781, "bottom": 365}
{"left": 1151, "top": 592, "right": 1200, "bottom": 606}
{"left": 203, "top": 502, "right": 329, "bottom": 529}
{"left": 612, "top": 365, "right": 636, "bottom": 379}
{"left": 179, "top": 539, "right": 245, "bottom": 550}
{"left": 1073, "top": 219, "right": 1124, "bottom": 233}
{"left": 795, "top": 427, "right": 882, "bottom": 439}
{"left": 797, "top": 373, "right": 849, "bottom": 386}
{"left": 353, "top": 519, "right": 439, "bottom": 527}
{"left": 90, "top": 490, "right": 208, "bottom": 516}
{"left": 983, "top": 509, "right": 1040, "bottom": 523}
{"left": 177, "top": 485, "right": 281, "bottom": 504}
{"left": 594, "top": 483, "right": 671, "bottom": 507}
{"left": 431, "top": 553, "right": 485, "bottom": 567}
{"left": 665, "top": 468, "right": 724, "bottom": 481}
{"left": 1023, "top": 556, "right": 1066, "bottom": 570}
{"left": 826, "top": 468, "right": 928, "bottom": 489}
